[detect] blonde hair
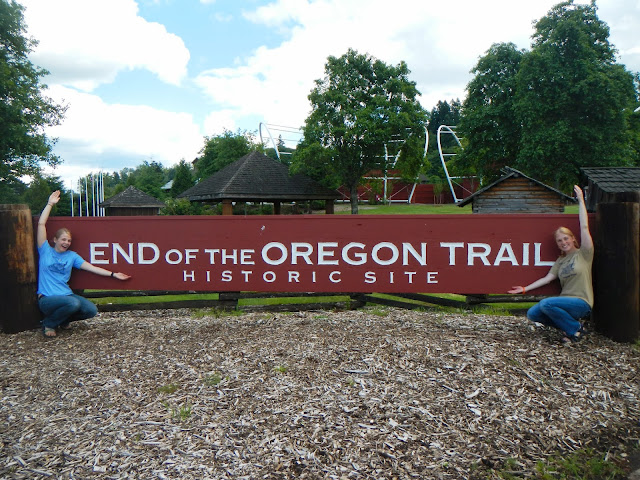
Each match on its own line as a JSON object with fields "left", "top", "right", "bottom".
{"left": 54, "top": 228, "right": 72, "bottom": 240}
{"left": 554, "top": 226, "right": 578, "bottom": 256}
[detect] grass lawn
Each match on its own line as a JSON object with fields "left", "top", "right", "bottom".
{"left": 335, "top": 202, "right": 472, "bottom": 214}
{"left": 334, "top": 202, "right": 578, "bottom": 215}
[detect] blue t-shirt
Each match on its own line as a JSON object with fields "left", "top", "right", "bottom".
{"left": 37, "top": 242, "right": 85, "bottom": 296}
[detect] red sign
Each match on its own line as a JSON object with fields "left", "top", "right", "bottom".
{"left": 42, "top": 214, "right": 581, "bottom": 294}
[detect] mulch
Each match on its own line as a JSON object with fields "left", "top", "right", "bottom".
{"left": 1, "top": 307, "right": 639, "bottom": 479}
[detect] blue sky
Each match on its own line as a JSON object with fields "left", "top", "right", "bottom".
{"left": 17, "top": 0, "right": 640, "bottom": 191}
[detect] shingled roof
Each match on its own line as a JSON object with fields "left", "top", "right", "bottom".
{"left": 457, "top": 166, "right": 574, "bottom": 209}
{"left": 100, "top": 186, "right": 165, "bottom": 208}
{"left": 581, "top": 167, "right": 640, "bottom": 211}
{"left": 177, "top": 151, "right": 340, "bottom": 202}
{"left": 581, "top": 167, "right": 640, "bottom": 193}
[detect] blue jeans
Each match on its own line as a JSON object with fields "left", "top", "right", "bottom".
{"left": 38, "top": 294, "right": 98, "bottom": 329}
{"left": 527, "top": 296, "right": 591, "bottom": 336}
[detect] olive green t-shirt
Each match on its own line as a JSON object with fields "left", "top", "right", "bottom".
{"left": 549, "top": 246, "right": 594, "bottom": 307}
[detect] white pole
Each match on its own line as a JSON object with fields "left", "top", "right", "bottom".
{"left": 100, "top": 172, "right": 105, "bottom": 216}
{"left": 78, "top": 180, "right": 82, "bottom": 217}
{"left": 85, "top": 177, "right": 89, "bottom": 216}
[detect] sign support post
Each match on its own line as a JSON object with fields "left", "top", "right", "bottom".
{"left": 0, "top": 205, "right": 41, "bottom": 333}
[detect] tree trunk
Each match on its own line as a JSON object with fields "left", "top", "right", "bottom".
{"left": 0, "top": 204, "right": 41, "bottom": 333}
{"left": 349, "top": 184, "right": 359, "bottom": 214}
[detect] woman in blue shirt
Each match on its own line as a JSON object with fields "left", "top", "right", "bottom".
{"left": 37, "top": 190, "right": 131, "bottom": 338}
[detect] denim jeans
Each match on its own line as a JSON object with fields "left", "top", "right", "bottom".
{"left": 38, "top": 294, "right": 98, "bottom": 329}
{"left": 527, "top": 296, "right": 591, "bottom": 336}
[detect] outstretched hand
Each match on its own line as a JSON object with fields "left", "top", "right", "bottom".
{"left": 574, "top": 185, "right": 585, "bottom": 203}
{"left": 113, "top": 272, "right": 132, "bottom": 281}
{"left": 48, "top": 190, "right": 61, "bottom": 205}
{"left": 508, "top": 286, "right": 525, "bottom": 294}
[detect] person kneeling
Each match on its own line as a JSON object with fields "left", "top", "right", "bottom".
{"left": 36, "top": 191, "right": 131, "bottom": 338}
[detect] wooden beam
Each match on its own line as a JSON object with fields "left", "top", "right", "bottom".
{"left": 593, "top": 202, "right": 640, "bottom": 342}
{"left": 325, "top": 200, "right": 334, "bottom": 215}
{"left": 222, "top": 199, "right": 233, "bottom": 216}
{"left": 0, "top": 205, "right": 41, "bottom": 333}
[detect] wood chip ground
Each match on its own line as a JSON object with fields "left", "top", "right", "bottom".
{"left": 1, "top": 307, "right": 639, "bottom": 479}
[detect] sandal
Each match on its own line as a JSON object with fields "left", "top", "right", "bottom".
{"left": 561, "top": 326, "right": 585, "bottom": 344}
{"left": 42, "top": 327, "right": 57, "bottom": 338}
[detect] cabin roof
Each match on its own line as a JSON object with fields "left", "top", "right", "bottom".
{"left": 100, "top": 186, "right": 165, "bottom": 208}
{"left": 581, "top": 167, "right": 640, "bottom": 193}
{"left": 457, "top": 167, "right": 575, "bottom": 207}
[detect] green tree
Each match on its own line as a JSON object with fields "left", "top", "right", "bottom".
{"left": 170, "top": 159, "right": 195, "bottom": 197}
{"left": 515, "top": 1, "right": 637, "bottom": 188}
{"left": 265, "top": 135, "right": 296, "bottom": 164}
{"left": 131, "top": 160, "right": 166, "bottom": 199}
{"left": 293, "top": 49, "right": 426, "bottom": 214}
{"left": 0, "top": 0, "right": 66, "bottom": 185}
{"left": 0, "top": 176, "right": 27, "bottom": 203}
{"left": 457, "top": 43, "right": 525, "bottom": 182}
{"left": 21, "top": 174, "right": 70, "bottom": 215}
{"left": 196, "top": 129, "right": 260, "bottom": 180}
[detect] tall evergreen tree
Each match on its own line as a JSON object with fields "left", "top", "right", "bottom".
{"left": 170, "top": 159, "right": 195, "bottom": 197}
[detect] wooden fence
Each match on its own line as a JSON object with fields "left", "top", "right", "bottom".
{"left": 1, "top": 203, "right": 637, "bottom": 341}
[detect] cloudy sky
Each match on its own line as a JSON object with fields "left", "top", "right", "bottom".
{"left": 17, "top": 0, "right": 640, "bottom": 190}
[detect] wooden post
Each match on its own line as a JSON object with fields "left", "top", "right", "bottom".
{"left": 593, "top": 202, "right": 640, "bottom": 342}
{"left": 0, "top": 204, "right": 41, "bottom": 333}
{"left": 221, "top": 199, "right": 233, "bottom": 216}
{"left": 325, "top": 200, "right": 334, "bottom": 215}
{"left": 274, "top": 201, "right": 281, "bottom": 215}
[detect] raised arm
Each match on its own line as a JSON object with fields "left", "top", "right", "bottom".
{"left": 574, "top": 185, "right": 593, "bottom": 251}
{"left": 37, "top": 191, "right": 60, "bottom": 248}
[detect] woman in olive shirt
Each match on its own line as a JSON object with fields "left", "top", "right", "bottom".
{"left": 509, "top": 185, "right": 593, "bottom": 343}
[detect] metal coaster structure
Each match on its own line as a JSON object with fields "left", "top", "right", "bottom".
{"left": 259, "top": 122, "right": 303, "bottom": 161}
{"left": 437, "top": 125, "right": 474, "bottom": 203}
{"left": 261, "top": 121, "right": 430, "bottom": 204}
{"left": 364, "top": 126, "right": 429, "bottom": 204}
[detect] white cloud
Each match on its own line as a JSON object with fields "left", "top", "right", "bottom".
{"left": 197, "top": 0, "right": 639, "bottom": 131}
{"left": 196, "top": 0, "right": 559, "bottom": 130}
{"left": 20, "top": 0, "right": 190, "bottom": 91}
{"left": 43, "top": 86, "right": 203, "bottom": 185}
{"left": 203, "top": 110, "right": 239, "bottom": 136}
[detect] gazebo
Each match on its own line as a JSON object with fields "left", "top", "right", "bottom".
{"left": 99, "top": 186, "right": 165, "bottom": 216}
{"left": 178, "top": 151, "right": 340, "bottom": 215}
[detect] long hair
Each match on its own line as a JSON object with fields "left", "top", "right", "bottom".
{"left": 554, "top": 226, "right": 578, "bottom": 256}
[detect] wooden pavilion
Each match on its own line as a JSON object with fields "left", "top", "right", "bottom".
{"left": 177, "top": 152, "right": 340, "bottom": 215}
{"left": 99, "top": 186, "right": 165, "bottom": 216}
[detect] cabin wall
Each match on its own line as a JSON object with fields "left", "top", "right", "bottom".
{"left": 105, "top": 207, "right": 161, "bottom": 216}
{"left": 472, "top": 178, "right": 566, "bottom": 214}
